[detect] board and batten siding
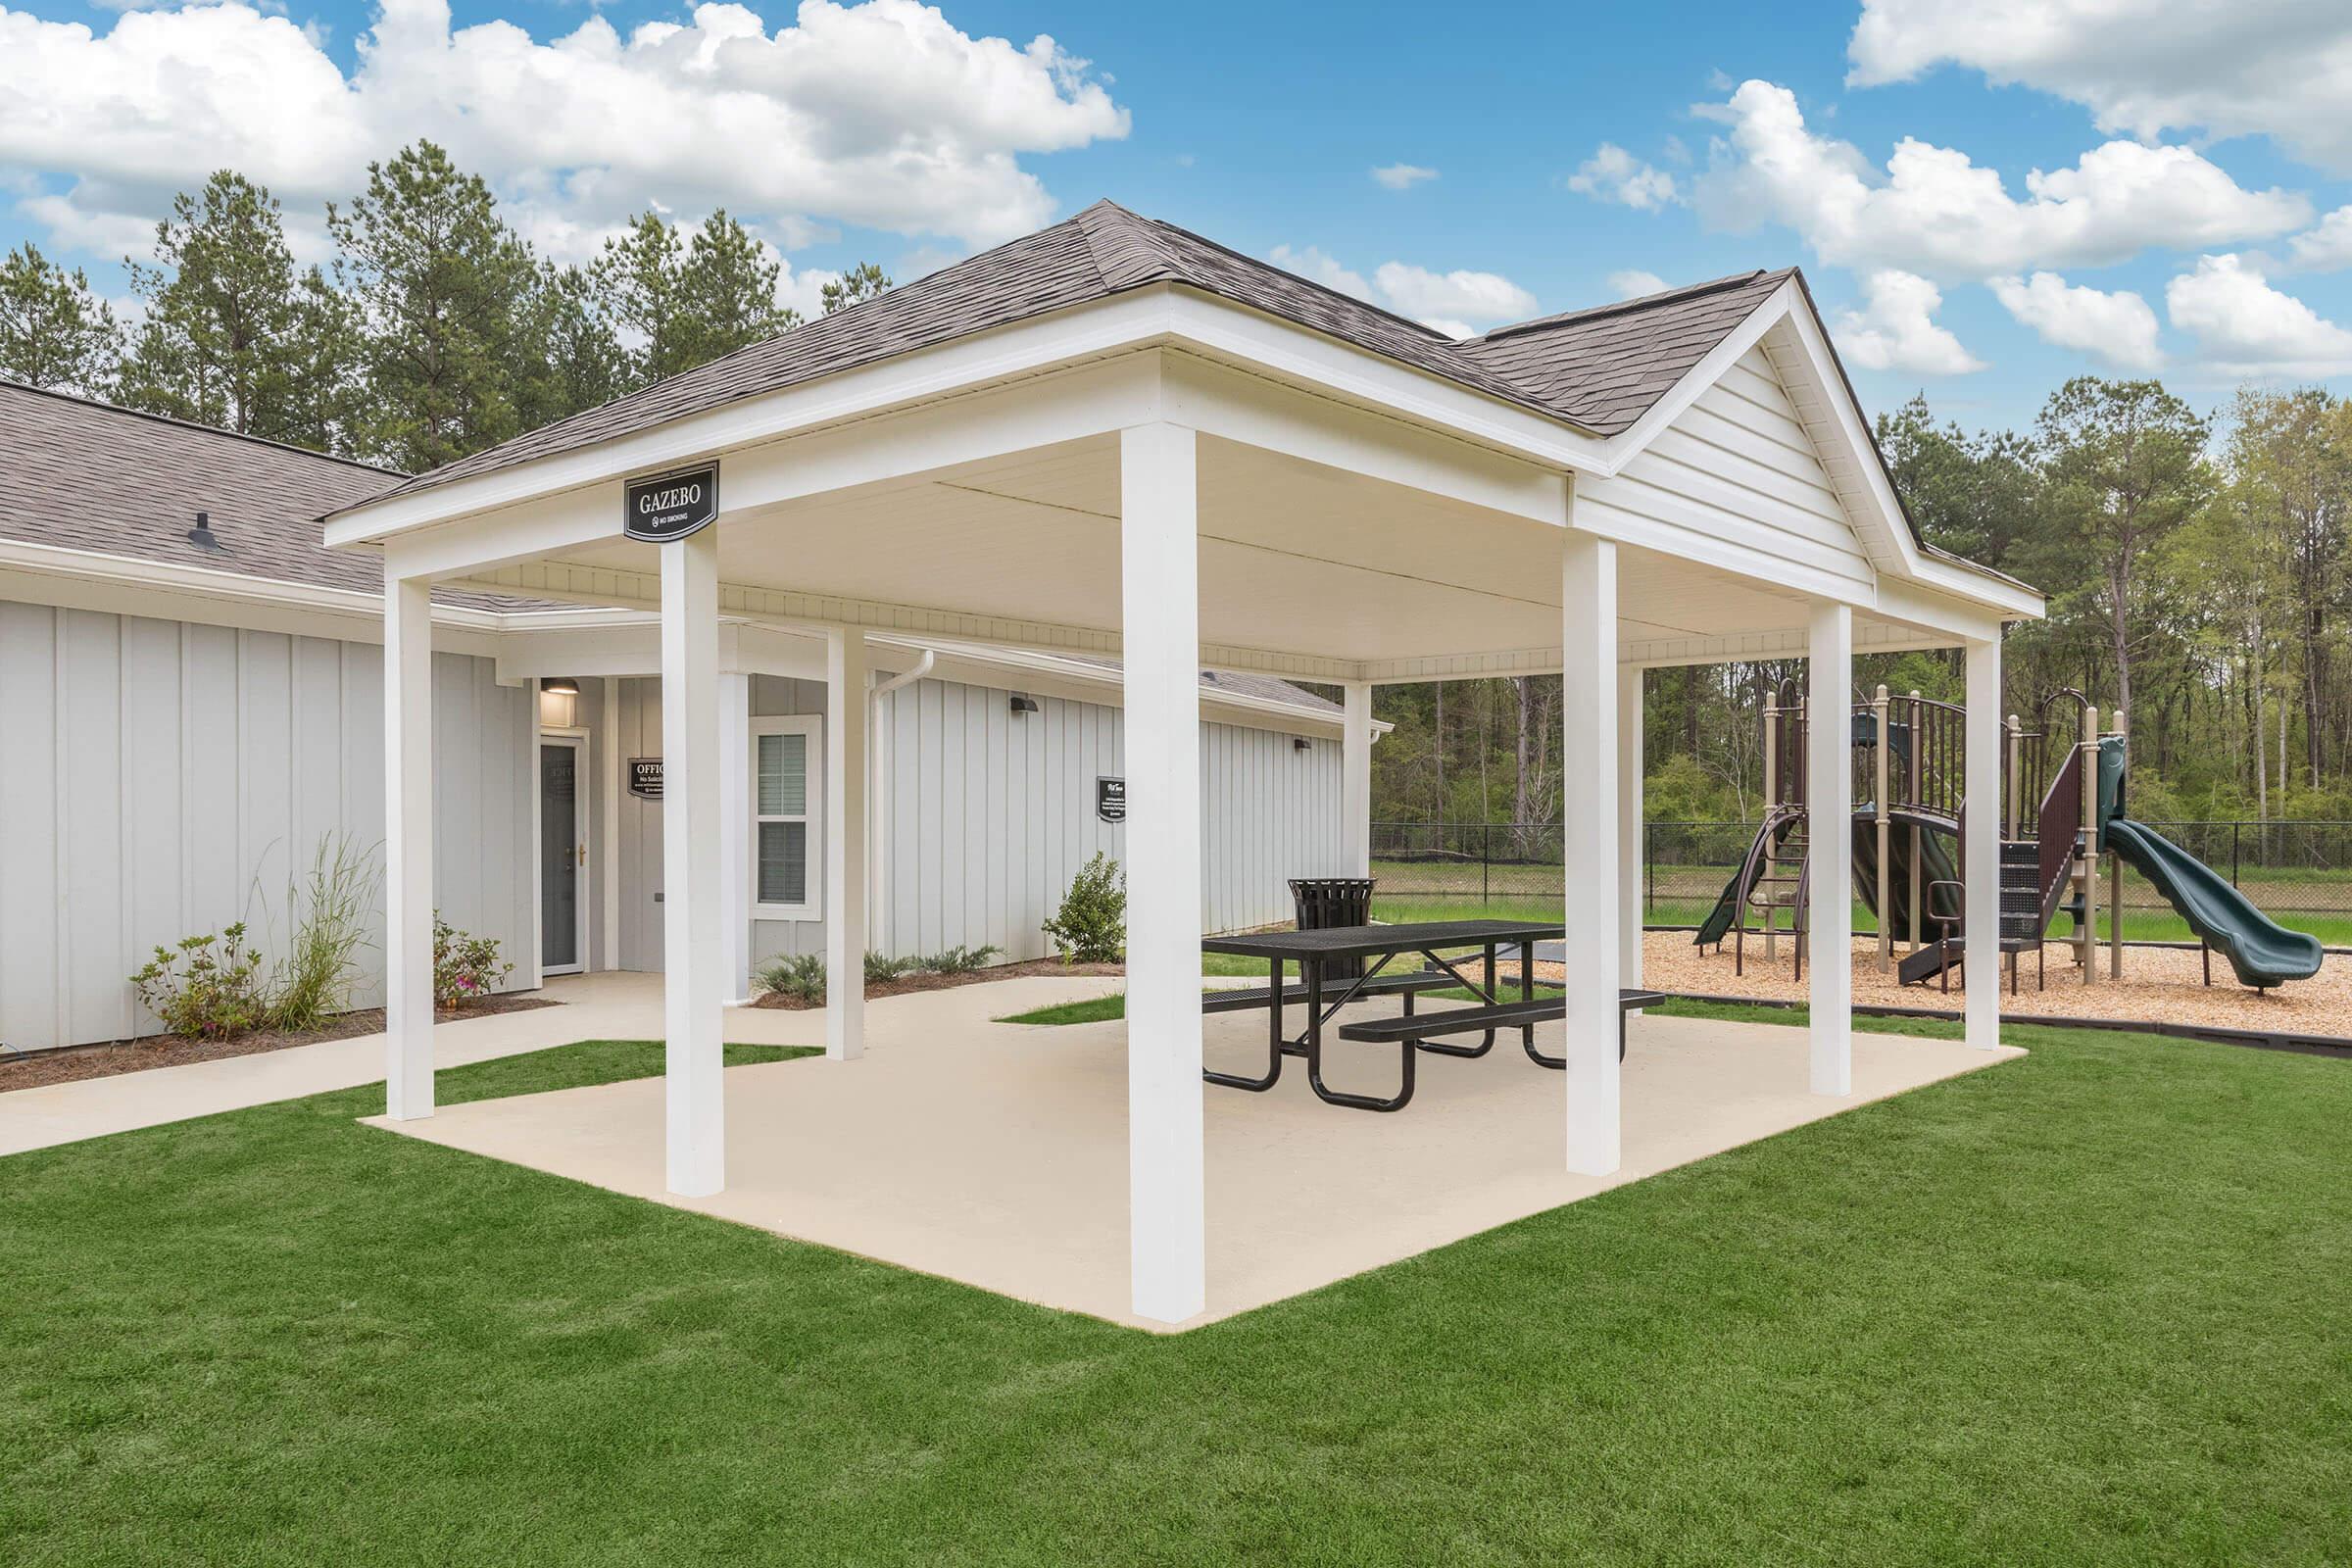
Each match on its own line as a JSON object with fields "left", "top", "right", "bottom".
{"left": 1576, "top": 343, "right": 1873, "bottom": 592}
{"left": 607, "top": 670, "right": 1346, "bottom": 972}
{"left": 0, "top": 601, "right": 534, "bottom": 1054}
{"left": 877, "top": 674, "right": 1345, "bottom": 964}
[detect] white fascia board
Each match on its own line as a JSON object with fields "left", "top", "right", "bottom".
{"left": 326, "top": 291, "right": 1187, "bottom": 551}
{"left": 0, "top": 538, "right": 510, "bottom": 654}
{"left": 1158, "top": 291, "right": 1609, "bottom": 474}
{"left": 1161, "top": 350, "right": 1567, "bottom": 526}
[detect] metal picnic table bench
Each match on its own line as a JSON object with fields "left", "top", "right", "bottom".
{"left": 1200, "top": 919, "right": 1661, "bottom": 1112}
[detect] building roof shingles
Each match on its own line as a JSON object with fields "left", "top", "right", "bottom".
{"left": 0, "top": 381, "right": 555, "bottom": 612}
{"left": 358, "top": 202, "right": 1806, "bottom": 509}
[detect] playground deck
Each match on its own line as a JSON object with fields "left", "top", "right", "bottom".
{"left": 1617, "top": 935, "right": 2349, "bottom": 1041}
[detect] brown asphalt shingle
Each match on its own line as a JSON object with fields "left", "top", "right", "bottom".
{"left": 350, "top": 202, "right": 1805, "bottom": 512}
{"left": 0, "top": 381, "right": 552, "bottom": 612}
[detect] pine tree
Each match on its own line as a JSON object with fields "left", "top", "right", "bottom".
{"left": 274, "top": 267, "right": 368, "bottom": 457}
{"left": 516, "top": 261, "right": 628, "bottom": 429}
{"left": 329, "top": 141, "right": 538, "bottom": 470}
{"left": 0, "top": 242, "right": 121, "bottom": 393}
{"left": 820, "top": 261, "right": 893, "bottom": 315}
{"left": 118, "top": 172, "right": 303, "bottom": 435}
{"left": 592, "top": 212, "right": 690, "bottom": 385}
{"left": 596, "top": 209, "right": 801, "bottom": 387}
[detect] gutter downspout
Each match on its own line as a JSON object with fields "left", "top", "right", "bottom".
{"left": 867, "top": 648, "right": 934, "bottom": 954}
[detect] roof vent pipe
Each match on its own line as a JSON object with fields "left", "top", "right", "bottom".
{"left": 187, "top": 511, "right": 224, "bottom": 553}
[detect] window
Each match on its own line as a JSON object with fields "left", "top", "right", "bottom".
{"left": 752, "top": 715, "right": 822, "bottom": 919}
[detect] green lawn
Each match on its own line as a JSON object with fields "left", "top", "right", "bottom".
{"left": 5, "top": 1020, "right": 2349, "bottom": 1563}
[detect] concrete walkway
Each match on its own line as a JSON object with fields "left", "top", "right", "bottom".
{"left": 0, "top": 971, "right": 1119, "bottom": 1157}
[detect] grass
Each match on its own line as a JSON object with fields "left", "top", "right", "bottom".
{"left": 6, "top": 1020, "right": 2351, "bottom": 1563}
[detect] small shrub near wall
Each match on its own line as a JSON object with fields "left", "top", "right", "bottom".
{"left": 129, "top": 924, "right": 271, "bottom": 1041}
{"left": 1042, "top": 853, "right": 1126, "bottom": 963}
{"left": 433, "top": 917, "right": 514, "bottom": 1010}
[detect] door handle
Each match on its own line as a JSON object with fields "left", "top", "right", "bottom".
{"left": 577, "top": 844, "right": 588, "bottom": 866}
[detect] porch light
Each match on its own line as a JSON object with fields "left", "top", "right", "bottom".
{"left": 1009, "top": 693, "right": 1040, "bottom": 715}
{"left": 542, "top": 675, "right": 581, "bottom": 696}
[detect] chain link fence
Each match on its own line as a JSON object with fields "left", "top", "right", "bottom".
{"left": 1370, "top": 820, "right": 2352, "bottom": 940}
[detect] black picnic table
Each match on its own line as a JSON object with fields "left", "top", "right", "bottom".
{"left": 1200, "top": 919, "right": 1660, "bottom": 1112}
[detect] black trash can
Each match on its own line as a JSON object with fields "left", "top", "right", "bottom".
{"left": 1290, "top": 877, "right": 1376, "bottom": 982}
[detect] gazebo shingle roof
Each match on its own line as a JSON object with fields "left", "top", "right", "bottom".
{"left": 354, "top": 201, "right": 1799, "bottom": 509}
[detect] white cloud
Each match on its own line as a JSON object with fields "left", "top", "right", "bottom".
{"left": 1371, "top": 163, "right": 1437, "bottom": 190}
{"left": 1606, "top": 269, "right": 1667, "bottom": 298}
{"left": 2288, "top": 206, "right": 2352, "bottom": 271}
{"left": 1987, "top": 271, "right": 2162, "bottom": 370}
{"left": 1690, "top": 79, "right": 2309, "bottom": 282}
{"left": 1847, "top": 0, "right": 2352, "bottom": 174}
{"left": 2166, "top": 252, "right": 2352, "bottom": 375}
{"left": 1566, "top": 143, "right": 1680, "bottom": 211}
{"left": 1832, "top": 270, "right": 1985, "bottom": 375}
{"left": 1270, "top": 245, "right": 1536, "bottom": 335}
{"left": 1268, "top": 243, "right": 1372, "bottom": 302}
{"left": 0, "top": 0, "right": 1130, "bottom": 263}
{"left": 1372, "top": 261, "right": 1537, "bottom": 324}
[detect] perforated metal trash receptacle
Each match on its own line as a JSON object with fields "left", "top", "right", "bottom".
{"left": 1290, "top": 877, "right": 1376, "bottom": 980}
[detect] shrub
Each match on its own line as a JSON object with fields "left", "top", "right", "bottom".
{"left": 756, "top": 952, "right": 826, "bottom": 1004}
{"left": 1042, "top": 853, "right": 1125, "bottom": 963}
{"left": 267, "top": 836, "right": 384, "bottom": 1031}
{"left": 927, "top": 943, "right": 1004, "bottom": 974}
{"left": 864, "top": 951, "right": 919, "bottom": 986}
{"left": 129, "top": 923, "right": 270, "bottom": 1041}
{"left": 433, "top": 917, "right": 513, "bottom": 1010}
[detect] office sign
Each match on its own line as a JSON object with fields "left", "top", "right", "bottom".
{"left": 629, "top": 758, "right": 664, "bottom": 800}
{"left": 623, "top": 463, "right": 719, "bottom": 544}
{"left": 1096, "top": 775, "right": 1125, "bottom": 823}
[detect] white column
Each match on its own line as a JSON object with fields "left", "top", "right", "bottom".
{"left": 825, "top": 628, "right": 869, "bottom": 1061}
{"left": 1121, "top": 421, "right": 1205, "bottom": 1325}
{"left": 662, "top": 530, "right": 725, "bottom": 1197}
{"left": 718, "top": 671, "right": 753, "bottom": 1003}
{"left": 1964, "top": 635, "right": 2003, "bottom": 1049}
{"left": 383, "top": 567, "right": 434, "bottom": 1121}
{"left": 1560, "top": 531, "right": 1620, "bottom": 1177}
{"left": 1616, "top": 664, "right": 1643, "bottom": 989}
{"left": 601, "top": 678, "right": 622, "bottom": 972}
{"left": 1342, "top": 681, "right": 1373, "bottom": 877}
{"left": 1807, "top": 601, "right": 1853, "bottom": 1096}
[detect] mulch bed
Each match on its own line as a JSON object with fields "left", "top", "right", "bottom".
{"left": 753, "top": 958, "right": 1124, "bottom": 1009}
{"left": 0, "top": 994, "right": 561, "bottom": 1094}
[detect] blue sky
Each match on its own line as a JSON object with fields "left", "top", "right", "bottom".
{"left": 5, "top": 0, "right": 2352, "bottom": 433}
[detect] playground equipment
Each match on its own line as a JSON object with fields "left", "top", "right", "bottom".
{"left": 1693, "top": 686, "right": 2323, "bottom": 993}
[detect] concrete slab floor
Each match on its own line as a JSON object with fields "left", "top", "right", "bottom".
{"left": 368, "top": 984, "right": 2025, "bottom": 1331}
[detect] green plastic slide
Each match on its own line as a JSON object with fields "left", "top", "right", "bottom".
{"left": 2102, "top": 817, "right": 2323, "bottom": 988}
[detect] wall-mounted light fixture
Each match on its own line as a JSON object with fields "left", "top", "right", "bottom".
{"left": 1009, "top": 693, "right": 1040, "bottom": 715}
{"left": 1293, "top": 736, "right": 1312, "bottom": 751}
{"left": 539, "top": 675, "right": 581, "bottom": 730}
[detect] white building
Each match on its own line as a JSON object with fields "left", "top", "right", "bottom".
{"left": 321, "top": 200, "right": 2042, "bottom": 1323}
{"left": 0, "top": 382, "right": 1357, "bottom": 1054}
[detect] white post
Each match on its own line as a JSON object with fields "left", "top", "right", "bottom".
{"left": 601, "top": 677, "right": 622, "bottom": 972}
{"left": 825, "top": 627, "right": 869, "bottom": 1061}
{"left": 1342, "top": 681, "right": 1373, "bottom": 877}
{"left": 383, "top": 567, "right": 434, "bottom": 1120}
{"left": 1121, "top": 421, "right": 1205, "bottom": 1325}
{"left": 1964, "top": 636, "right": 2002, "bottom": 1049}
{"left": 1807, "top": 601, "right": 1853, "bottom": 1096}
{"left": 1560, "top": 530, "right": 1620, "bottom": 1176}
{"left": 718, "top": 671, "right": 753, "bottom": 1004}
{"left": 1616, "top": 664, "right": 1643, "bottom": 990}
{"left": 662, "top": 530, "right": 725, "bottom": 1197}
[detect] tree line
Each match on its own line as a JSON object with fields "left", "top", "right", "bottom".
{"left": 1375, "top": 376, "right": 2352, "bottom": 828}
{"left": 0, "top": 140, "right": 888, "bottom": 474}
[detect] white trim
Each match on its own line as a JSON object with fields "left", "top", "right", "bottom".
{"left": 749, "top": 712, "right": 823, "bottom": 922}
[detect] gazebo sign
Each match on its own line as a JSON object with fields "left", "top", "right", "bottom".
{"left": 623, "top": 463, "right": 719, "bottom": 544}
{"left": 1096, "top": 776, "right": 1125, "bottom": 823}
{"left": 629, "top": 758, "right": 663, "bottom": 800}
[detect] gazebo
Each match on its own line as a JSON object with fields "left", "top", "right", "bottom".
{"left": 327, "top": 201, "right": 2039, "bottom": 1324}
